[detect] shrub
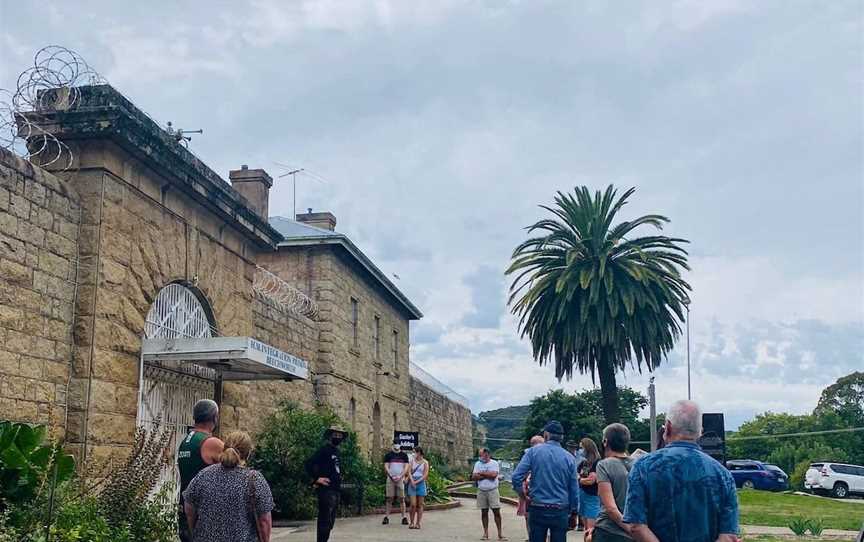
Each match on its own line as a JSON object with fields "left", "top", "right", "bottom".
{"left": 788, "top": 516, "right": 809, "bottom": 536}
{"left": 0, "top": 421, "right": 75, "bottom": 509}
{"left": 252, "top": 401, "right": 378, "bottom": 519}
{"left": 806, "top": 518, "right": 824, "bottom": 536}
{"left": 0, "top": 419, "right": 176, "bottom": 542}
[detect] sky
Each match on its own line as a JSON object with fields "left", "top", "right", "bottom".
{"left": 2, "top": 0, "right": 862, "bottom": 429}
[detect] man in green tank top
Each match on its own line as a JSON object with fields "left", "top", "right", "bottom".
{"left": 177, "top": 399, "right": 224, "bottom": 542}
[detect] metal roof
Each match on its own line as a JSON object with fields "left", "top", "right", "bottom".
{"left": 269, "top": 216, "right": 423, "bottom": 320}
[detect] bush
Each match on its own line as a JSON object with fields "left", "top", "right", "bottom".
{"left": 0, "top": 421, "right": 75, "bottom": 510}
{"left": 0, "top": 419, "right": 177, "bottom": 542}
{"left": 788, "top": 517, "right": 809, "bottom": 536}
{"left": 252, "top": 401, "right": 379, "bottom": 519}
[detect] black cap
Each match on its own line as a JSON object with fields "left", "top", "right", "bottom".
{"left": 543, "top": 420, "right": 564, "bottom": 435}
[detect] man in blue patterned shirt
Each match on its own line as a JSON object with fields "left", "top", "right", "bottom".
{"left": 623, "top": 400, "right": 739, "bottom": 542}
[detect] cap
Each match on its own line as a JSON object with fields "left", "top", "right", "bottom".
{"left": 543, "top": 420, "right": 564, "bottom": 435}
{"left": 327, "top": 424, "right": 347, "bottom": 435}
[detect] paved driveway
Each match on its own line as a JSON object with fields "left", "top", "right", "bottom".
{"left": 272, "top": 498, "right": 586, "bottom": 541}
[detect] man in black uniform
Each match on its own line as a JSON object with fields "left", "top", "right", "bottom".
{"left": 306, "top": 425, "right": 346, "bottom": 542}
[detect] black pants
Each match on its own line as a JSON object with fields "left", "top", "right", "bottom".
{"left": 178, "top": 503, "right": 192, "bottom": 542}
{"left": 317, "top": 488, "right": 340, "bottom": 542}
{"left": 528, "top": 507, "right": 569, "bottom": 542}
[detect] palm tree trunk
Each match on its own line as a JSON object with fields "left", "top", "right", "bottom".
{"left": 597, "top": 357, "right": 620, "bottom": 424}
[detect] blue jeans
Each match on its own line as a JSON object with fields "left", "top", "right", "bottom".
{"left": 528, "top": 507, "right": 570, "bottom": 542}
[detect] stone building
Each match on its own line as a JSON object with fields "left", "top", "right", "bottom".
{"left": 0, "top": 84, "right": 473, "bottom": 477}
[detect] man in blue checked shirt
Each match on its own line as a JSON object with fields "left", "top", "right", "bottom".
{"left": 512, "top": 420, "right": 581, "bottom": 542}
{"left": 623, "top": 400, "right": 739, "bottom": 542}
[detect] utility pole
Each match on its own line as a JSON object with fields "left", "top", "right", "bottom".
{"left": 649, "top": 376, "right": 657, "bottom": 452}
{"left": 686, "top": 303, "right": 691, "bottom": 401}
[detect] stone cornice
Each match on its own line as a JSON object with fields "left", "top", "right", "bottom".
{"left": 22, "top": 85, "right": 282, "bottom": 250}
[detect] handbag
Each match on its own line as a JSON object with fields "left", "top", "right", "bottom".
{"left": 247, "top": 468, "right": 265, "bottom": 542}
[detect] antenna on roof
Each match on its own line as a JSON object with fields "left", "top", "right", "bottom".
{"left": 274, "top": 161, "right": 329, "bottom": 220}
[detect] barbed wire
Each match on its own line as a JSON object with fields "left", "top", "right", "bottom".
{"left": 0, "top": 45, "right": 105, "bottom": 169}
{"left": 252, "top": 265, "right": 320, "bottom": 320}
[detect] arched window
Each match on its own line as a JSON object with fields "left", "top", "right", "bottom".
{"left": 349, "top": 398, "right": 357, "bottom": 430}
{"left": 144, "top": 282, "right": 215, "bottom": 339}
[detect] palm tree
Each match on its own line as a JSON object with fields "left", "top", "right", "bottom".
{"left": 506, "top": 186, "right": 691, "bottom": 424}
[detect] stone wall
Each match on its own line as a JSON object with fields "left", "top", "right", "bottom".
{"left": 0, "top": 148, "right": 80, "bottom": 438}
{"left": 259, "top": 246, "right": 413, "bottom": 459}
{"left": 219, "top": 297, "right": 319, "bottom": 436}
{"left": 409, "top": 376, "right": 474, "bottom": 468}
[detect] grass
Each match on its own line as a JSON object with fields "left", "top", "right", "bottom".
{"left": 453, "top": 481, "right": 519, "bottom": 499}
{"left": 738, "top": 490, "right": 864, "bottom": 531}
{"left": 746, "top": 537, "right": 836, "bottom": 542}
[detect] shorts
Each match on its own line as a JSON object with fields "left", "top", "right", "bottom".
{"left": 386, "top": 477, "right": 405, "bottom": 498}
{"left": 579, "top": 491, "right": 600, "bottom": 519}
{"left": 407, "top": 481, "right": 427, "bottom": 497}
{"left": 476, "top": 488, "right": 501, "bottom": 509}
{"left": 592, "top": 527, "right": 634, "bottom": 542}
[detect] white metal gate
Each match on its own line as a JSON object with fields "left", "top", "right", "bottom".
{"left": 137, "top": 283, "right": 216, "bottom": 495}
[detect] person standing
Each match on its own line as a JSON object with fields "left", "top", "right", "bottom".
{"left": 571, "top": 441, "right": 586, "bottom": 531}
{"left": 592, "top": 424, "right": 633, "bottom": 542}
{"left": 517, "top": 436, "right": 545, "bottom": 542}
{"left": 578, "top": 438, "right": 602, "bottom": 534}
{"left": 177, "top": 399, "right": 225, "bottom": 542}
{"left": 512, "top": 421, "right": 581, "bottom": 542}
{"left": 182, "top": 431, "right": 273, "bottom": 542}
{"left": 623, "top": 400, "right": 739, "bottom": 542}
{"left": 382, "top": 443, "right": 409, "bottom": 526}
{"left": 407, "top": 446, "right": 430, "bottom": 529}
{"left": 472, "top": 447, "right": 507, "bottom": 541}
{"left": 305, "top": 425, "right": 347, "bottom": 542}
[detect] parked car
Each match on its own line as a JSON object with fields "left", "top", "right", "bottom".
{"left": 726, "top": 460, "right": 789, "bottom": 491}
{"left": 805, "top": 462, "right": 864, "bottom": 498}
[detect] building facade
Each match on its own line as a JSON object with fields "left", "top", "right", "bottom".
{"left": 0, "top": 84, "right": 473, "bottom": 474}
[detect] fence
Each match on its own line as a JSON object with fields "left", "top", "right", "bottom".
{"left": 409, "top": 362, "right": 470, "bottom": 409}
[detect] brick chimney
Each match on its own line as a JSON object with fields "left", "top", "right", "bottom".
{"left": 296, "top": 209, "right": 337, "bottom": 231}
{"left": 229, "top": 165, "right": 273, "bottom": 219}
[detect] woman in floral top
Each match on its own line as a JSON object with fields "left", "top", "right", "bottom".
{"left": 183, "top": 431, "right": 274, "bottom": 542}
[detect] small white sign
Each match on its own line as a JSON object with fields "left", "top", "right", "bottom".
{"left": 248, "top": 338, "right": 309, "bottom": 379}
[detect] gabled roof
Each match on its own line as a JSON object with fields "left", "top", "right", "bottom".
{"left": 269, "top": 216, "right": 423, "bottom": 320}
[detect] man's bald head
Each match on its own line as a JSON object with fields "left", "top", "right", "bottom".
{"left": 665, "top": 400, "right": 702, "bottom": 441}
{"left": 529, "top": 435, "right": 545, "bottom": 447}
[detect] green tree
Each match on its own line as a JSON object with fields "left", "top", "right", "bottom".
{"left": 507, "top": 186, "right": 691, "bottom": 423}
{"left": 521, "top": 387, "right": 650, "bottom": 448}
{"left": 814, "top": 371, "right": 864, "bottom": 426}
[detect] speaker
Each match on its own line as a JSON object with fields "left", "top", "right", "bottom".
{"left": 699, "top": 413, "right": 726, "bottom": 465}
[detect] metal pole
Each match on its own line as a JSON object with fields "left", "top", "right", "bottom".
{"left": 686, "top": 304, "right": 691, "bottom": 401}
{"left": 649, "top": 376, "right": 657, "bottom": 452}
{"left": 293, "top": 173, "right": 296, "bottom": 220}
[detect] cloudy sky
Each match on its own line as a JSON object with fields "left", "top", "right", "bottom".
{"left": 2, "top": 1, "right": 862, "bottom": 428}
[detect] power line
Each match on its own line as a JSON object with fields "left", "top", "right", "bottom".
{"left": 727, "top": 426, "right": 864, "bottom": 442}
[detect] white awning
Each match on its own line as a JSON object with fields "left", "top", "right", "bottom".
{"left": 142, "top": 337, "right": 309, "bottom": 381}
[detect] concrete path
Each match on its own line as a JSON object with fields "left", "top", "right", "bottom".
{"left": 272, "top": 498, "right": 587, "bottom": 541}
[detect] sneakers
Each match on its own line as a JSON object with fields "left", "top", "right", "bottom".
{"left": 401, "top": 517, "right": 409, "bottom": 525}
{"left": 382, "top": 517, "right": 389, "bottom": 525}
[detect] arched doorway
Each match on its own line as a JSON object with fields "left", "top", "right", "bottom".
{"left": 137, "top": 282, "right": 217, "bottom": 491}
{"left": 372, "top": 402, "right": 382, "bottom": 459}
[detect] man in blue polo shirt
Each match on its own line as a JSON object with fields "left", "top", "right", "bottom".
{"left": 512, "top": 420, "right": 580, "bottom": 542}
{"left": 623, "top": 400, "right": 739, "bottom": 542}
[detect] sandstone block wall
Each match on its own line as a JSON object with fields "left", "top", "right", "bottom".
{"left": 0, "top": 148, "right": 80, "bottom": 438}
{"left": 260, "top": 246, "right": 412, "bottom": 459}
{"left": 409, "top": 376, "right": 474, "bottom": 468}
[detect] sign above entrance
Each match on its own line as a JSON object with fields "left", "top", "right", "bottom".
{"left": 394, "top": 431, "right": 419, "bottom": 450}
{"left": 142, "top": 337, "right": 309, "bottom": 381}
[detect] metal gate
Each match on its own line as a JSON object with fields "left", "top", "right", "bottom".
{"left": 137, "top": 283, "right": 217, "bottom": 495}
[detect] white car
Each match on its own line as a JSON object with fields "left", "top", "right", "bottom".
{"left": 805, "top": 462, "right": 864, "bottom": 498}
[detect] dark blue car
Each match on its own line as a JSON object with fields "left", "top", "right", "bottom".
{"left": 727, "top": 460, "right": 789, "bottom": 491}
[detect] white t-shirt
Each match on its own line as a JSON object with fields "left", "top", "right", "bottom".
{"left": 473, "top": 459, "right": 500, "bottom": 491}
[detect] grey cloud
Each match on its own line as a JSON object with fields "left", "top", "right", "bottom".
{"left": 461, "top": 265, "right": 506, "bottom": 329}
